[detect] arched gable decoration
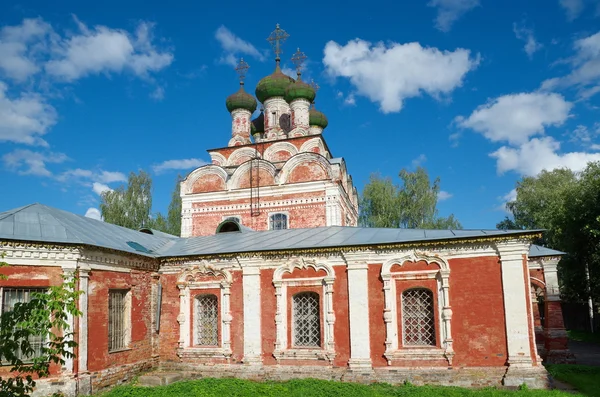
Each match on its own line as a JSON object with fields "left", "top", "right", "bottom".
{"left": 381, "top": 252, "right": 454, "bottom": 365}
{"left": 289, "top": 126, "right": 309, "bottom": 137}
{"left": 184, "top": 165, "right": 229, "bottom": 194}
{"left": 227, "top": 147, "right": 262, "bottom": 166}
{"left": 278, "top": 152, "right": 334, "bottom": 185}
{"left": 210, "top": 152, "right": 227, "bottom": 166}
{"left": 228, "top": 159, "right": 277, "bottom": 190}
{"left": 272, "top": 258, "right": 336, "bottom": 363}
{"left": 299, "top": 137, "right": 327, "bottom": 156}
{"left": 176, "top": 261, "right": 233, "bottom": 359}
{"left": 263, "top": 141, "right": 298, "bottom": 163}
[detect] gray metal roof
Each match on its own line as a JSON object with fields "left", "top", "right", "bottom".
{"left": 529, "top": 244, "right": 565, "bottom": 257}
{"left": 0, "top": 203, "right": 543, "bottom": 259}
{"left": 0, "top": 204, "right": 175, "bottom": 258}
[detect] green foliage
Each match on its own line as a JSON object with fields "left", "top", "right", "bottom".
{"left": 0, "top": 274, "right": 82, "bottom": 397}
{"left": 165, "top": 175, "right": 182, "bottom": 236}
{"left": 567, "top": 330, "right": 600, "bottom": 345}
{"left": 546, "top": 364, "right": 600, "bottom": 397}
{"left": 99, "top": 377, "right": 580, "bottom": 397}
{"left": 100, "top": 170, "right": 153, "bottom": 230}
{"left": 360, "top": 167, "right": 462, "bottom": 229}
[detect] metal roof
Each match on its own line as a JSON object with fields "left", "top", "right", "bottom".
{"left": 0, "top": 203, "right": 176, "bottom": 257}
{"left": 0, "top": 203, "right": 543, "bottom": 259}
{"left": 528, "top": 244, "right": 565, "bottom": 257}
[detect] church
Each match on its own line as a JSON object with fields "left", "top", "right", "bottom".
{"left": 0, "top": 25, "right": 572, "bottom": 396}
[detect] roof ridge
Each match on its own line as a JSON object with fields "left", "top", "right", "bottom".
{"left": 0, "top": 203, "right": 38, "bottom": 222}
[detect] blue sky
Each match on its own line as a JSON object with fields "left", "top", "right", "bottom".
{"left": 1, "top": 0, "right": 600, "bottom": 229}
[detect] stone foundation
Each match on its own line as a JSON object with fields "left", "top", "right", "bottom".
{"left": 88, "top": 356, "right": 159, "bottom": 394}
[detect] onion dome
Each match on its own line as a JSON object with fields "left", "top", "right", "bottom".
{"left": 255, "top": 64, "right": 295, "bottom": 103}
{"left": 309, "top": 106, "right": 328, "bottom": 129}
{"left": 251, "top": 111, "right": 264, "bottom": 134}
{"left": 226, "top": 83, "right": 257, "bottom": 113}
{"left": 285, "top": 75, "right": 315, "bottom": 103}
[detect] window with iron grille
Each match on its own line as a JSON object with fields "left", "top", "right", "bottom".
{"left": 194, "top": 294, "right": 219, "bottom": 346}
{"left": 269, "top": 213, "right": 288, "bottom": 230}
{"left": 402, "top": 288, "right": 436, "bottom": 346}
{"left": 293, "top": 292, "right": 321, "bottom": 347}
{"left": 1, "top": 287, "right": 46, "bottom": 361}
{"left": 108, "top": 290, "right": 129, "bottom": 352}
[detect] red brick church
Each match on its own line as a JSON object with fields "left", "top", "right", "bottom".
{"left": 0, "top": 25, "right": 572, "bottom": 396}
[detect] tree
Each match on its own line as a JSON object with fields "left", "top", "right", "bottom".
{"left": 359, "top": 167, "right": 462, "bottom": 229}
{"left": 165, "top": 175, "right": 182, "bottom": 236}
{"left": 0, "top": 258, "right": 81, "bottom": 397}
{"left": 100, "top": 171, "right": 153, "bottom": 230}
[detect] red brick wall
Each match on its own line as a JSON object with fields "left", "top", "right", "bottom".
{"left": 450, "top": 256, "right": 508, "bottom": 367}
{"left": 523, "top": 258, "right": 538, "bottom": 364}
{"left": 260, "top": 268, "right": 277, "bottom": 365}
{"left": 287, "top": 162, "right": 328, "bottom": 184}
{"left": 87, "top": 270, "right": 154, "bottom": 373}
{"left": 368, "top": 264, "right": 387, "bottom": 367}
{"left": 333, "top": 265, "right": 350, "bottom": 367}
{"left": 230, "top": 270, "right": 244, "bottom": 363}
{"left": 158, "top": 273, "right": 180, "bottom": 363}
{"left": 191, "top": 174, "right": 226, "bottom": 194}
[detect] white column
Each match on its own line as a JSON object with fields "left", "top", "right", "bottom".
{"left": 221, "top": 283, "right": 232, "bottom": 355}
{"left": 290, "top": 98, "right": 310, "bottom": 129}
{"left": 61, "top": 266, "right": 76, "bottom": 374}
{"left": 497, "top": 241, "right": 534, "bottom": 367}
{"left": 346, "top": 261, "right": 372, "bottom": 369}
{"left": 177, "top": 285, "right": 189, "bottom": 348}
{"left": 542, "top": 259, "right": 560, "bottom": 298}
{"left": 242, "top": 266, "right": 262, "bottom": 365}
{"left": 77, "top": 266, "right": 90, "bottom": 373}
{"left": 229, "top": 109, "right": 252, "bottom": 146}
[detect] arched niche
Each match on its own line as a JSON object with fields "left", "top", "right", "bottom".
{"left": 227, "top": 147, "right": 261, "bottom": 166}
{"left": 279, "top": 152, "right": 333, "bottom": 185}
{"left": 184, "top": 165, "right": 228, "bottom": 194}
{"left": 228, "top": 159, "right": 277, "bottom": 190}
{"left": 263, "top": 142, "right": 298, "bottom": 163}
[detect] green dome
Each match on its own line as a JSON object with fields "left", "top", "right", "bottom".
{"left": 309, "top": 107, "right": 328, "bottom": 129}
{"left": 251, "top": 112, "right": 264, "bottom": 134}
{"left": 255, "top": 66, "right": 295, "bottom": 103}
{"left": 285, "top": 77, "right": 316, "bottom": 103}
{"left": 226, "top": 85, "right": 257, "bottom": 113}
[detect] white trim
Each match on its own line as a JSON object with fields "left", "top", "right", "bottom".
{"left": 228, "top": 159, "right": 277, "bottom": 190}
{"left": 183, "top": 165, "right": 228, "bottom": 194}
{"left": 380, "top": 252, "right": 454, "bottom": 365}
{"left": 272, "top": 258, "right": 336, "bottom": 363}
{"left": 268, "top": 211, "right": 289, "bottom": 230}
{"left": 227, "top": 147, "right": 261, "bottom": 166}
{"left": 242, "top": 265, "right": 262, "bottom": 364}
{"left": 344, "top": 257, "right": 372, "bottom": 369}
{"left": 263, "top": 142, "right": 298, "bottom": 163}
{"left": 278, "top": 152, "right": 333, "bottom": 185}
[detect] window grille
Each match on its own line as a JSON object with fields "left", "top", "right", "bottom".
{"left": 270, "top": 213, "right": 288, "bottom": 230}
{"left": 108, "top": 290, "right": 128, "bottom": 352}
{"left": 1, "top": 288, "right": 46, "bottom": 361}
{"left": 293, "top": 292, "right": 321, "bottom": 347}
{"left": 402, "top": 288, "right": 436, "bottom": 346}
{"left": 195, "top": 294, "right": 219, "bottom": 346}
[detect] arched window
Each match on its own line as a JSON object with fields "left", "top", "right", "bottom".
{"left": 293, "top": 292, "right": 321, "bottom": 347}
{"left": 270, "top": 213, "right": 288, "bottom": 230}
{"left": 402, "top": 288, "right": 436, "bottom": 346}
{"left": 195, "top": 294, "right": 219, "bottom": 346}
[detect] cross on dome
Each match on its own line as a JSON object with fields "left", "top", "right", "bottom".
{"left": 291, "top": 48, "right": 307, "bottom": 79}
{"left": 235, "top": 58, "right": 250, "bottom": 85}
{"left": 267, "top": 23, "right": 290, "bottom": 63}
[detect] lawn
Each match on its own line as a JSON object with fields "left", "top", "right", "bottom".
{"left": 100, "top": 378, "right": 582, "bottom": 397}
{"left": 567, "top": 330, "right": 600, "bottom": 345}
{"left": 547, "top": 364, "right": 600, "bottom": 397}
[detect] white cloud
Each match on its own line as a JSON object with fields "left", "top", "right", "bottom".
{"left": 559, "top": 0, "right": 585, "bottom": 21}
{"left": 97, "top": 170, "right": 126, "bottom": 183}
{"left": 323, "top": 39, "right": 478, "bottom": 113}
{"left": 540, "top": 30, "right": 600, "bottom": 99}
{"left": 153, "top": 158, "right": 208, "bottom": 174}
{"left": 428, "top": 0, "right": 480, "bottom": 32}
{"left": 568, "top": 123, "right": 600, "bottom": 146}
{"left": 411, "top": 154, "right": 427, "bottom": 168}
{"left": 92, "top": 182, "right": 112, "bottom": 195}
{"left": 438, "top": 190, "right": 453, "bottom": 201}
{"left": 456, "top": 92, "right": 572, "bottom": 145}
{"left": 0, "top": 18, "right": 52, "bottom": 82}
{"left": 215, "top": 26, "right": 264, "bottom": 67}
{"left": 497, "top": 188, "right": 517, "bottom": 213}
{"left": 2, "top": 149, "right": 68, "bottom": 176}
{"left": 150, "top": 86, "right": 165, "bottom": 100}
{"left": 0, "top": 81, "right": 57, "bottom": 146}
{"left": 84, "top": 207, "right": 102, "bottom": 220}
{"left": 491, "top": 136, "right": 600, "bottom": 176}
{"left": 344, "top": 93, "right": 356, "bottom": 106}
{"left": 513, "top": 22, "right": 543, "bottom": 59}
{"left": 45, "top": 20, "right": 173, "bottom": 81}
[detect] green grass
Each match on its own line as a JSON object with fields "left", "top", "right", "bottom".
{"left": 567, "top": 330, "right": 600, "bottom": 345}
{"left": 547, "top": 364, "right": 600, "bottom": 397}
{"left": 99, "top": 378, "right": 580, "bottom": 397}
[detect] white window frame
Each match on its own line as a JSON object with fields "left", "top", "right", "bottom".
{"left": 268, "top": 212, "right": 289, "bottom": 230}
{"left": 194, "top": 293, "right": 219, "bottom": 346}
{"left": 176, "top": 262, "right": 232, "bottom": 359}
{"left": 291, "top": 291, "right": 321, "bottom": 348}
{"left": 108, "top": 289, "right": 131, "bottom": 353}
{"left": 272, "top": 259, "right": 335, "bottom": 363}
{"left": 381, "top": 252, "right": 454, "bottom": 365}
{"left": 401, "top": 288, "right": 436, "bottom": 347}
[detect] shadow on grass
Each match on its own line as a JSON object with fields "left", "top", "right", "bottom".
{"left": 547, "top": 364, "right": 600, "bottom": 397}
{"left": 567, "top": 330, "right": 600, "bottom": 345}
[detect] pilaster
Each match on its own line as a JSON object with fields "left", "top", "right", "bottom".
{"left": 242, "top": 265, "right": 262, "bottom": 365}
{"left": 345, "top": 256, "right": 372, "bottom": 370}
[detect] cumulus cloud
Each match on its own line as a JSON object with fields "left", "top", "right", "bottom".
{"left": 152, "top": 158, "right": 208, "bottom": 174}
{"left": 497, "top": 188, "right": 517, "bottom": 213}
{"left": 0, "top": 81, "right": 57, "bottom": 146}
{"left": 97, "top": 170, "right": 126, "bottom": 183}
{"left": 323, "top": 39, "right": 479, "bottom": 113}
{"left": 215, "top": 25, "right": 264, "bottom": 67}
{"left": 491, "top": 136, "right": 600, "bottom": 176}
{"left": 2, "top": 149, "right": 68, "bottom": 176}
{"left": 428, "top": 0, "right": 480, "bottom": 32}
{"left": 513, "top": 22, "right": 543, "bottom": 59}
{"left": 411, "top": 154, "right": 427, "bottom": 168}
{"left": 84, "top": 207, "right": 102, "bottom": 220}
{"left": 45, "top": 20, "right": 173, "bottom": 81}
{"left": 541, "top": 30, "right": 600, "bottom": 99}
{"left": 438, "top": 190, "right": 453, "bottom": 201}
{"left": 92, "top": 182, "right": 112, "bottom": 195}
{"left": 455, "top": 92, "right": 572, "bottom": 145}
{"left": 559, "top": 0, "right": 585, "bottom": 21}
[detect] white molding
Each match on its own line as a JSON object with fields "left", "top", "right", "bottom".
{"left": 242, "top": 265, "right": 262, "bottom": 364}
{"left": 344, "top": 255, "right": 372, "bottom": 369}
{"left": 272, "top": 258, "right": 336, "bottom": 363}
{"left": 209, "top": 152, "right": 227, "bottom": 166}
{"left": 278, "top": 152, "right": 334, "bottom": 185}
{"left": 227, "top": 147, "right": 261, "bottom": 166}
{"left": 228, "top": 159, "right": 277, "bottom": 190}
{"left": 184, "top": 165, "right": 228, "bottom": 194}
{"left": 299, "top": 137, "right": 327, "bottom": 156}
{"left": 263, "top": 141, "right": 299, "bottom": 163}
{"left": 78, "top": 267, "right": 90, "bottom": 373}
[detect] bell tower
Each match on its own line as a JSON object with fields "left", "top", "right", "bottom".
{"left": 180, "top": 25, "right": 358, "bottom": 237}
